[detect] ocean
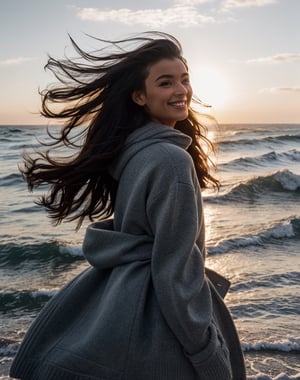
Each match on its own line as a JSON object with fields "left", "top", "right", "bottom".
{"left": 0, "top": 123, "right": 299, "bottom": 379}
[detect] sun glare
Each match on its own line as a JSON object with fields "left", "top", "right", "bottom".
{"left": 192, "top": 66, "right": 230, "bottom": 109}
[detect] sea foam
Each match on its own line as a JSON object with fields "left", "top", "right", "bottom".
{"left": 247, "top": 373, "right": 300, "bottom": 380}
{"left": 242, "top": 338, "right": 300, "bottom": 352}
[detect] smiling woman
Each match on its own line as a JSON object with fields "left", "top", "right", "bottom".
{"left": 9, "top": 31, "right": 246, "bottom": 380}
{"left": 132, "top": 58, "right": 193, "bottom": 127}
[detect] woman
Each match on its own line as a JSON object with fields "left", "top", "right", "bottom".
{"left": 10, "top": 32, "right": 246, "bottom": 380}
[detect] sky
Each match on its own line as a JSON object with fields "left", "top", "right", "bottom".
{"left": 0, "top": 0, "right": 299, "bottom": 125}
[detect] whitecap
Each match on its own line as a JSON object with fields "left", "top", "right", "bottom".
{"left": 242, "top": 338, "right": 300, "bottom": 352}
{"left": 273, "top": 170, "right": 300, "bottom": 191}
{"left": 208, "top": 218, "right": 298, "bottom": 255}
{"left": 59, "top": 244, "right": 83, "bottom": 257}
{"left": 30, "top": 289, "right": 58, "bottom": 298}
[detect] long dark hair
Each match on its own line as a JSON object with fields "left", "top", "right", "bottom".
{"left": 22, "top": 32, "right": 219, "bottom": 228}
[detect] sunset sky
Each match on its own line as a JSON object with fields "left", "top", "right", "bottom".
{"left": 0, "top": 0, "right": 299, "bottom": 125}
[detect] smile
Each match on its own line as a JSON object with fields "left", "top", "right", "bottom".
{"left": 168, "top": 101, "right": 186, "bottom": 107}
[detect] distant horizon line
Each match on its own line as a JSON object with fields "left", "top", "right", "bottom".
{"left": 1, "top": 122, "right": 300, "bottom": 126}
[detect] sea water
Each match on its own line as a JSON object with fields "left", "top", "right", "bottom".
{"left": 0, "top": 124, "right": 299, "bottom": 379}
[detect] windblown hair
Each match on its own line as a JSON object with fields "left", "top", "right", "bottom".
{"left": 22, "top": 32, "right": 219, "bottom": 228}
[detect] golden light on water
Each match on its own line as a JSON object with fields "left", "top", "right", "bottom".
{"left": 203, "top": 203, "right": 219, "bottom": 247}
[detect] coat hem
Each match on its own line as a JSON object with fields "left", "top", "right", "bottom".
{"left": 10, "top": 358, "right": 123, "bottom": 380}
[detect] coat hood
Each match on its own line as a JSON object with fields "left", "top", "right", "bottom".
{"left": 82, "top": 219, "right": 153, "bottom": 269}
{"left": 82, "top": 122, "right": 192, "bottom": 269}
{"left": 109, "top": 122, "right": 192, "bottom": 181}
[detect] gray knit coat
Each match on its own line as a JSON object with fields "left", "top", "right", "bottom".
{"left": 10, "top": 122, "right": 246, "bottom": 380}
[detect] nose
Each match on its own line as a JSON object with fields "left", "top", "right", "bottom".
{"left": 174, "top": 82, "right": 188, "bottom": 95}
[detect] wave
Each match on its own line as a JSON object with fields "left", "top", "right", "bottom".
{"left": 231, "top": 271, "right": 300, "bottom": 292}
{"left": 0, "top": 338, "right": 19, "bottom": 356}
{"left": 0, "top": 127, "right": 25, "bottom": 135}
{"left": 11, "top": 205, "right": 43, "bottom": 214}
{"left": 231, "top": 295, "right": 299, "bottom": 319}
{"left": 6, "top": 143, "right": 40, "bottom": 151}
{"left": 0, "top": 241, "right": 84, "bottom": 267}
{"left": 220, "top": 149, "right": 300, "bottom": 171}
{"left": 0, "top": 125, "right": 43, "bottom": 136}
{"left": 218, "top": 133, "right": 300, "bottom": 150}
{"left": 0, "top": 137, "right": 13, "bottom": 143}
{"left": 242, "top": 338, "right": 300, "bottom": 353}
{"left": 236, "top": 169, "right": 300, "bottom": 192}
{"left": 208, "top": 170, "right": 300, "bottom": 203}
{"left": 207, "top": 217, "right": 300, "bottom": 255}
{"left": 0, "top": 173, "right": 23, "bottom": 187}
{"left": 0, "top": 289, "right": 57, "bottom": 313}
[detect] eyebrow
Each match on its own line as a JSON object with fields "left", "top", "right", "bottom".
{"left": 155, "top": 73, "right": 189, "bottom": 82}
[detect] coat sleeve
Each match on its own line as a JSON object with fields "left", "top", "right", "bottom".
{"left": 146, "top": 154, "right": 232, "bottom": 379}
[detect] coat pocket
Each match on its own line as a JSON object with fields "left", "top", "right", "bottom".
{"left": 185, "top": 322, "right": 232, "bottom": 380}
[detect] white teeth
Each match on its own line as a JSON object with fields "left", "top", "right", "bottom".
{"left": 171, "top": 102, "right": 185, "bottom": 106}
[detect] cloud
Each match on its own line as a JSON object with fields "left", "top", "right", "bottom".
{"left": 75, "top": 0, "right": 278, "bottom": 27}
{"left": 247, "top": 53, "right": 300, "bottom": 64}
{"left": 259, "top": 86, "right": 300, "bottom": 93}
{"left": 222, "top": 0, "right": 277, "bottom": 9}
{"left": 0, "top": 57, "right": 37, "bottom": 67}
{"left": 76, "top": 4, "right": 215, "bottom": 27}
{"left": 175, "top": 0, "right": 214, "bottom": 4}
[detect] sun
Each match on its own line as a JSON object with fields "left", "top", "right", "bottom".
{"left": 192, "top": 66, "right": 230, "bottom": 109}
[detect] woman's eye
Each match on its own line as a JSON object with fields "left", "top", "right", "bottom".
{"left": 159, "top": 81, "right": 172, "bottom": 87}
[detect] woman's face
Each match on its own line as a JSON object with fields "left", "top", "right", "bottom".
{"left": 132, "top": 58, "right": 193, "bottom": 127}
